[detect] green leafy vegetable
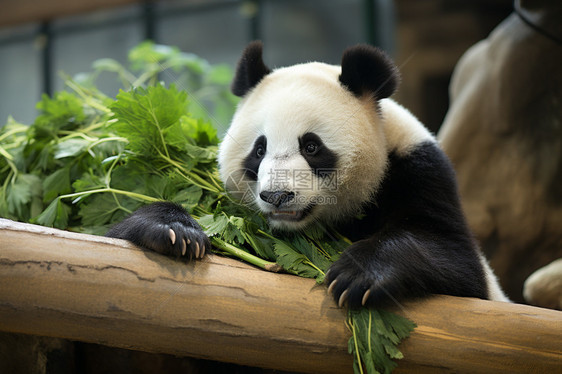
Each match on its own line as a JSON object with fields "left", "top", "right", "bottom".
{"left": 0, "top": 42, "right": 415, "bottom": 374}
{"left": 348, "top": 309, "right": 417, "bottom": 374}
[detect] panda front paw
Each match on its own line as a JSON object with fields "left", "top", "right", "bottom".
{"left": 156, "top": 221, "right": 210, "bottom": 260}
{"left": 325, "top": 240, "right": 400, "bottom": 308}
{"left": 106, "top": 202, "right": 210, "bottom": 261}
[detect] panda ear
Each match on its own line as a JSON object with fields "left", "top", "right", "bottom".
{"left": 339, "top": 45, "right": 400, "bottom": 99}
{"left": 231, "top": 41, "right": 272, "bottom": 97}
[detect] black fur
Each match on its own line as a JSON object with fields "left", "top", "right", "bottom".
{"left": 231, "top": 41, "right": 271, "bottom": 97}
{"left": 329, "top": 141, "right": 488, "bottom": 308}
{"left": 243, "top": 135, "right": 267, "bottom": 181}
{"left": 106, "top": 202, "right": 210, "bottom": 260}
{"left": 260, "top": 190, "right": 295, "bottom": 207}
{"left": 339, "top": 45, "right": 399, "bottom": 99}
{"left": 107, "top": 43, "right": 490, "bottom": 310}
{"left": 298, "top": 132, "right": 339, "bottom": 177}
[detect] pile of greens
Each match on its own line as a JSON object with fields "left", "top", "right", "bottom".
{"left": 0, "top": 42, "right": 415, "bottom": 374}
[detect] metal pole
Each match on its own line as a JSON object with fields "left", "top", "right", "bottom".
{"left": 38, "top": 22, "right": 53, "bottom": 96}
{"left": 143, "top": 0, "right": 157, "bottom": 41}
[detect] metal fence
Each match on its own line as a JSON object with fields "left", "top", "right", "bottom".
{"left": 0, "top": 0, "right": 394, "bottom": 125}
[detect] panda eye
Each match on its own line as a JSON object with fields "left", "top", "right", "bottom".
{"left": 256, "top": 145, "right": 266, "bottom": 158}
{"left": 305, "top": 142, "right": 318, "bottom": 155}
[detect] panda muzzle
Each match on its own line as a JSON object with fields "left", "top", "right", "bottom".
{"left": 259, "top": 190, "right": 295, "bottom": 208}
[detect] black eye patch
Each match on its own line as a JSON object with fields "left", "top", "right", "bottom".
{"left": 242, "top": 135, "right": 267, "bottom": 181}
{"left": 298, "top": 132, "right": 338, "bottom": 177}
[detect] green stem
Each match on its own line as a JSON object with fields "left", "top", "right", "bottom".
{"left": 58, "top": 132, "right": 98, "bottom": 142}
{"left": 5, "top": 159, "right": 18, "bottom": 177}
{"left": 0, "top": 145, "right": 13, "bottom": 161}
{"left": 349, "top": 313, "right": 365, "bottom": 374}
{"left": 117, "top": 68, "right": 138, "bottom": 88}
{"left": 132, "top": 70, "right": 157, "bottom": 87}
{"left": 103, "top": 152, "right": 123, "bottom": 186}
{"left": 58, "top": 188, "right": 160, "bottom": 204}
{"left": 186, "top": 170, "right": 220, "bottom": 192}
{"left": 157, "top": 152, "right": 220, "bottom": 193}
{"left": 211, "top": 237, "right": 281, "bottom": 272}
{"left": 192, "top": 204, "right": 212, "bottom": 217}
{"left": 146, "top": 100, "right": 170, "bottom": 160}
{"left": 303, "top": 259, "right": 325, "bottom": 276}
{"left": 177, "top": 168, "right": 218, "bottom": 193}
{"left": 65, "top": 80, "right": 111, "bottom": 114}
{"left": 88, "top": 136, "right": 129, "bottom": 151}
{"left": 77, "top": 117, "right": 115, "bottom": 134}
{"left": 368, "top": 310, "right": 373, "bottom": 353}
{"left": 333, "top": 230, "right": 353, "bottom": 245}
{"left": 308, "top": 236, "right": 332, "bottom": 259}
{"left": 110, "top": 192, "right": 133, "bottom": 215}
{"left": 195, "top": 169, "right": 224, "bottom": 192}
{"left": 1, "top": 169, "right": 14, "bottom": 198}
{"left": 256, "top": 229, "right": 276, "bottom": 241}
{"left": 0, "top": 126, "right": 27, "bottom": 142}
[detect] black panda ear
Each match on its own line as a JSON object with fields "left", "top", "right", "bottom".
{"left": 339, "top": 45, "right": 400, "bottom": 99}
{"left": 231, "top": 41, "right": 272, "bottom": 97}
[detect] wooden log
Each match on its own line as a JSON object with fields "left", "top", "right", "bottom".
{"left": 0, "top": 218, "right": 560, "bottom": 373}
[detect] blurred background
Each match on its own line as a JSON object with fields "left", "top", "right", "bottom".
{"left": 2, "top": 1, "right": 561, "bottom": 372}
{"left": 0, "top": 0, "right": 512, "bottom": 133}
{"left": 3, "top": 0, "right": 562, "bottom": 307}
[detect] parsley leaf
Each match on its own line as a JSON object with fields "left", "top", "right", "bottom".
{"left": 110, "top": 84, "right": 188, "bottom": 156}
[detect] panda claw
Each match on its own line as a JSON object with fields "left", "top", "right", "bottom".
{"left": 338, "top": 289, "right": 349, "bottom": 308}
{"left": 169, "top": 229, "right": 176, "bottom": 245}
{"left": 181, "top": 239, "right": 187, "bottom": 256}
{"left": 195, "top": 241, "right": 200, "bottom": 259}
{"left": 327, "top": 279, "right": 338, "bottom": 294}
{"left": 187, "top": 238, "right": 191, "bottom": 245}
{"left": 200, "top": 244, "right": 206, "bottom": 259}
{"left": 362, "top": 289, "right": 371, "bottom": 306}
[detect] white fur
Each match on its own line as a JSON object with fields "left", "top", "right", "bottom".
{"left": 219, "top": 62, "right": 436, "bottom": 230}
{"left": 479, "top": 254, "right": 511, "bottom": 302}
{"left": 379, "top": 99, "right": 435, "bottom": 155}
{"left": 219, "top": 59, "right": 508, "bottom": 301}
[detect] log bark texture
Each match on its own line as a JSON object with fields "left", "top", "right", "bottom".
{"left": 0, "top": 219, "right": 560, "bottom": 373}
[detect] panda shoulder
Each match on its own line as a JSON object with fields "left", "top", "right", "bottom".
{"left": 379, "top": 98, "right": 436, "bottom": 155}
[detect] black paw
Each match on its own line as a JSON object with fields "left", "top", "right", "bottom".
{"left": 151, "top": 221, "right": 210, "bottom": 260}
{"left": 106, "top": 202, "right": 210, "bottom": 261}
{"left": 325, "top": 240, "right": 399, "bottom": 308}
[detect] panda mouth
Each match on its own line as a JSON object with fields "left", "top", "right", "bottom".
{"left": 268, "top": 205, "right": 315, "bottom": 222}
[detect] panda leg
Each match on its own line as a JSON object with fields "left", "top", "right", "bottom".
{"left": 106, "top": 202, "right": 210, "bottom": 261}
{"left": 325, "top": 231, "right": 488, "bottom": 308}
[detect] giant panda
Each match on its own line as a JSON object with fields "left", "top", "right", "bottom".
{"left": 107, "top": 41, "right": 509, "bottom": 308}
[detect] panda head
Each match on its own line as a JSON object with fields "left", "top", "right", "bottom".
{"left": 218, "top": 41, "right": 399, "bottom": 230}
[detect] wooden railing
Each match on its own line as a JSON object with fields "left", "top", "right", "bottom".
{"left": 0, "top": 218, "right": 560, "bottom": 373}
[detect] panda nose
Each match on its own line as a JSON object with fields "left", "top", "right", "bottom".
{"left": 260, "top": 190, "right": 295, "bottom": 208}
